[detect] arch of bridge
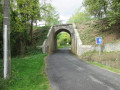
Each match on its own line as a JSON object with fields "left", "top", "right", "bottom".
{"left": 42, "top": 24, "right": 78, "bottom": 54}
{"left": 53, "top": 24, "right": 74, "bottom": 36}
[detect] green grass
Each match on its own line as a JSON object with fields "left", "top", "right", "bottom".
{"left": 0, "top": 53, "right": 51, "bottom": 90}
{"left": 81, "top": 51, "right": 120, "bottom": 73}
{"left": 0, "top": 25, "right": 51, "bottom": 90}
{"left": 88, "top": 61, "right": 120, "bottom": 73}
{"left": 58, "top": 45, "right": 71, "bottom": 49}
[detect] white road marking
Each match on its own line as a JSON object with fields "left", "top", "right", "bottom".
{"left": 89, "top": 75, "right": 104, "bottom": 84}
{"left": 74, "top": 64, "right": 84, "bottom": 71}
{"left": 89, "top": 75, "right": 114, "bottom": 90}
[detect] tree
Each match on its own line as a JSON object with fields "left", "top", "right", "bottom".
{"left": 83, "top": 0, "right": 120, "bottom": 27}
{"left": 3, "top": 0, "right": 11, "bottom": 79}
{"left": 106, "top": 0, "right": 120, "bottom": 26}
{"left": 43, "top": 3, "right": 61, "bottom": 25}
{"left": 1, "top": 0, "right": 60, "bottom": 57}
{"left": 9, "top": 0, "right": 42, "bottom": 56}
{"left": 83, "top": 0, "right": 108, "bottom": 19}
{"left": 27, "top": 0, "right": 41, "bottom": 44}
{"left": 16, "top": 0, "right": 41, "bottom": 44}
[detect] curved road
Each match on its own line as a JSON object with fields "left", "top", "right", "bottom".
{"left": 46, "top": 48, "right": 120, "bottom": 90}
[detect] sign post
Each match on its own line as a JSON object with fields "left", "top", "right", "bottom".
{"left": 96, "top": 37, "right": 102, "bottom": 55}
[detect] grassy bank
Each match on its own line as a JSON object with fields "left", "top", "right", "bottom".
{"left": 77, "top": 20, "right": 120, "bottom": 45}
{"left": 88, "top": 61, "right": 120, "bottom": 73}
{"left": 0, "top": 53, "right": 51, "bottom": 90}
{"left": 80, "top": 51, "right": 120, "bottom": 73}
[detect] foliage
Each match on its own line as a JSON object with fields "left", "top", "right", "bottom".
{"left": 0, "top": 0, "right": 59, "bottom": 57}
{"left": 32, "top": 26, "right": 50, "bottom": 46}
{"left": 83, "top": 0, "right": 108, "bottom": 18}
{"left": 43, "top": 3, "right": 61, "bottom": 25}
{"left": 25, "top": 26, "right": 50, "bottom": 56}
{"left": 0, "top": 53, "right": 51, "bottom": 90}
{"left": 57, "top": 32, "right": 71, "bottom": 48}
{"left": 0, "top": 3, "right": 3, "bottom": 58}
{"left": 67, "top": 8, "right": 91, "bottom": 24}
{"left": 83, "top": 0, "right": 120, "bottom": 27}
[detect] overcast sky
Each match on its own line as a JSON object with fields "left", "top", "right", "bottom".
{"left": 51, "top": 0, "right": 84, "bottom": 23}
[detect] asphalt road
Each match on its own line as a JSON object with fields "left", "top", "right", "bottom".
{"left": 46, "top": 48, "right": 120, "bottom": 90}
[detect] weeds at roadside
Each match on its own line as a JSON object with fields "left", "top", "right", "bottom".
{"left": 80, "top": 51, "right": 120, "bottom": 73}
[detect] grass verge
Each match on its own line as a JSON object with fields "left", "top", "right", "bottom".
{"left": 80, "top": 51, "right": 120, "bottom": 74}
{"left": 0, "top": 53, "right": 51, "bottom": 90}
{"left": 88, "top": 61, "right": 120, "bottom": 73}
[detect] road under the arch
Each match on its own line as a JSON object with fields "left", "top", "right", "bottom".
{"left": 46, "top": 48, "right": 120, "bottom": 90}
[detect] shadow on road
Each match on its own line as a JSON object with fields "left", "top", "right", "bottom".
{"left": 54, "top": 47, "right": 71, "bottom": 53}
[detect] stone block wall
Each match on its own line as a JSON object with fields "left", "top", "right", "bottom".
{"left": 77, "top": 41, "right": 120, "bottom": 56}
{"left": 103, "top": 41, "right": 120, "bottom": 52}
{"left": 42, "top": 26, "right": 55, "bottom": 53}
{"left": 72, "top": 24, "right": 120, "bottom": 56}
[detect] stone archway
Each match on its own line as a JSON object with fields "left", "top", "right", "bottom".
{"left": 42, "top": 24, "right": 82, "bottom": 55}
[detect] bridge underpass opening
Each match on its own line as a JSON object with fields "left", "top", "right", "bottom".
{"left": 54, "top": 29, "right": 71, "bottom": 50}
{"left": 42, "top": 24, "right": 80, "bottom": 54}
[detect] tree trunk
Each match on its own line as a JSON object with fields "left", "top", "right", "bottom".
{"left": 20, "top": 40, "right": 25, "bottom": 57}
{"left": 30, "top": 17, "right": 33, "bottom": 44}
{"left": 103, "top": 0, "right": 107, "bottom": 16}
{"left": 3, "top": 0, "right": 11, "bottom": 79}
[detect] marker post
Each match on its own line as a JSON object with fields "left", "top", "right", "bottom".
{"left": 99, "top": 44, "right": 101, "bottom": 55}
{"left": 3, "top": 0, "right": 11, "bottom": 79}
{"left": 96, "top": 37, "right": 102, "bottom": 55}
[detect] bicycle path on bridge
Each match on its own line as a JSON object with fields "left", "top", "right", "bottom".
{"left": 46, "top": 48, "right": 120, "bottom": 90}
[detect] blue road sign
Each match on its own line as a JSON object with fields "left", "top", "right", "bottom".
{"left": 96, "top": 37, "right": 102, "bottom": 44}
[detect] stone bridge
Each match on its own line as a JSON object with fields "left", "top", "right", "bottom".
{"left": 42, "top": 24, "right": 120, "bottom": 55}
{"left": 42, "top": 24, "right": 82, "bottom": 55}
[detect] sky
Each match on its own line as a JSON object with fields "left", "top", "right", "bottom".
{"left": 51, "top": 0, "right": 84, "bottom": 23}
